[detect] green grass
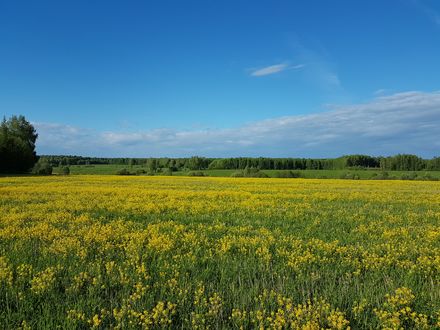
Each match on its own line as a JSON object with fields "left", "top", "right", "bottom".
{"left": 52, "top": 164, "right": 146, "bottom": 175}
{"left": 54, "top": 164, "right": 440, "bottom": 180}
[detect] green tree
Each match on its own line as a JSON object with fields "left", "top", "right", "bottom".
{"left": 147, "top": 158, "right": 158, "bottom": 172}
{"left": 61, "top": 166, "right": 70, "bottom": 175}
{"left": 0, "top": 115, "right": 38, "bottom": 173}
{"left": 32, "top": 159, "right": 53, "bottom": 175}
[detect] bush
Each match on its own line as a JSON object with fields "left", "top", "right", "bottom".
{"left": 370, "top": 171, "right": 389, "bottom": 180}
{"left": 254, "top": 172, "right": 269, "bottom": 178}
{"left": 136, "top": 169, "right": 146, "bottom": 175}
{"left": 244, "top": 167, "right": 269, "bottom": 178}
{"left": 61, "top": 166, "right": 70, "bottom": 175}
{"left": 161, "top": 168, "right": 173, "bottom": 176}
{"left": 230, "top": 171, "right": 244, "bottom": 177}
{"left": 339, "top": 172, "right": 360, "bottom": 180}
{"left": 340, "top": 172, "right": 352, "bottom": 179}
{"left": 32, "top": 161, "right": 53, "bottom": 175}
{"left": 400, "top": 172, "right": 417, "bottom": 180}
{"left": 231, "top": 168, "right": 269, "bottom": 178}
{"left": 419, "top": 173, "right": 439, "bottom": 181}
{"left": 274, "top": 171, "right": 302, "bottom": 178}
{"left": 116, "top": 168, "right": 131, "bottom": 175}
{"left": 187, "top": 171, "right": 206, "bottom": 177}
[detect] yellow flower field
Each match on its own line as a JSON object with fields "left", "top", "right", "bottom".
{"left": 0, "top": 175, "right": 439, "bottom": 329}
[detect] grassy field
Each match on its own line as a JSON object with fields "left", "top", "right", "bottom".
{"left": 53, "top": 164, "right": 440, "bottom": 180}
{"left": 0, "top": 175, "right": 439, "bottom": 329}
{"left": 52, "top": 164, "right": 147, "bottom": 175}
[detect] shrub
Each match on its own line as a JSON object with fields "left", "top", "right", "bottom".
{"left": 339, "top": 172, "right": 360, "bottom": 180}
{"left": 116, "top": 168, "right": 131, "bottom": 175}
{"left": 274, "top": 171, "right": 302, "bottom": 178}
{"left": 230, "top": 171, "right": 244, "bottom": 177}
{"left": 419, "top": 173, "right": 439, "bottom": 181}
{"left": 250, "top": 171, "right": 269, "bottom": 178}
{"left": 187, "top": 171, "right": 206, "bottom": 177}
{"left": 231, "top": 168, "right": 268, "bottom": 178}
{"left": 371, "top": 171, "right": 389, "bottom": 180}
{"left": 32, "top": 161, "right": 53, "bottom": 175}
{"left": 161, "top": 168, "right": 173, "bottom": 176}
{"left": 61, "top": 166, "right": 70, "bottom": 175}
{"left": 400, "top": 172, "right": 417, "bottom": 180}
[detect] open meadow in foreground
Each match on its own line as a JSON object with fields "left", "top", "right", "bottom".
{"left": 0, "top": 176, "right": 439, "bottom": 329}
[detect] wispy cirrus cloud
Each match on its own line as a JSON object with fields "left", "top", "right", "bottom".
{"left": 412, "top": 0, "right": 440, "bottom": 26}
{"left": 374, "top": 88, "right": 390, "bottom": 96}
{"left": 291, "top": 39, "right": 343, "bottom": 91}
{"left": 34, "top": 90, "right": 440, "bottom": 158}
{"left": 250, "top": 63, "right": 304, "bottom": 77}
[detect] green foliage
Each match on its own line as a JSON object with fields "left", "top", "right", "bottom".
{"left": 0, "top": 115, "right": 38, "bottom": 173}
{"left": 32, "top": 159, "right": 53, "bottom": 175}
{"left": 39, "top": 154, "right": 440, "bottom": 172}
{"left": 146, "top": 158, "right": 158, "bottom": 172}
{"left": 339, "top": 172, "right": 360, "bottom": 180}
{"left": 379, "top": 154, "right": 425, "bottom": 171}
{"left": 116, "top": 168, "right": 132, "bottom": 175}
{"left": 61, "top": 166, "right": 70, "bottom": 175}
{"left": 230, "top": 171, "right": 244, "bottom": 177}
{"left": 400, "top": 172, "right": 418, "bottom": 180}
{"left": 162, "top": 168, "right": 173, "bottom": 176}
{"left": 370, "top": 172, "right": 390, "bottom": 180}
{"left": 427, "top": 157, "right": 440, "bottom": 170}
{"left": 273, "top": 170, "right": 302, "bottom": 178}
{"left": 187, "top": 156, "right": 207, "bottom": 170}
{"left": 418, "top": 173, "right": 439, "bottom": 181}
{"left": 187, "top": 171, "right": 206, "bottom": 177}
{"left": 345, "top": 154, "right": 379, "bottom": 168}
{"left": 231, "top": 167, "right": 269, "bottom": 178}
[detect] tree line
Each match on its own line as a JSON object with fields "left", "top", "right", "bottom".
{"left": 39, "top": 154, "right": 440, "bottom": 172}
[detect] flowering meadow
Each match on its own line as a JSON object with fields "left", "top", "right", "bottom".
{"left": 0, "top": 175, "right": 439, "bottom": 329}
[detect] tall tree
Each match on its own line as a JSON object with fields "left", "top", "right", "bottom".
{"left": 0, "top": 115, "right": 38, "bottom": 173}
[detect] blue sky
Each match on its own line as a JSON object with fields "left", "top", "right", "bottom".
{"left": 1, "top": 0, "right": 440, "bottom": 157}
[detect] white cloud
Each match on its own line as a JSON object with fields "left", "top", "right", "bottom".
{"left": 250, "top": 63, "right": 304, "bottom": 77}
{"left": 374, "top": 89, "right": 389, "bottom": 95}
{"left": 290, "top": 64, "right": 306, "bottom": 70}
{"left": 250, "top": 63, "right": 288, "bottom": 76}
{"left": 34, "top": 90, "right": 440, "bottom": 158}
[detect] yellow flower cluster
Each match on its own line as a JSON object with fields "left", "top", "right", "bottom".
{"left": 0, "top": 256, "right": 13, "bottom": 286}
{"left": 374, "top": 287, "right": 430, "bottom": 329}
{"left": 236, "top": 291, "right": 351, "bottom": 330}
{"left": 30, "top": 265, "right": 61, "bottom": 295}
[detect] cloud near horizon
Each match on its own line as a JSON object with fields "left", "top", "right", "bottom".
{"left": 34, "top": 90, "right": 440, "bottom": 158}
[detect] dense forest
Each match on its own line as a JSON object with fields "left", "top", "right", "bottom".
{"left": 39, "top": 154, "right": 440, "bottom": 171}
